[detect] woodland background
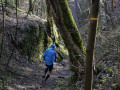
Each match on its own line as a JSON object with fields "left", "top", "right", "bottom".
{"left": 0, "top": 0, "right": 120, "bottom": 90}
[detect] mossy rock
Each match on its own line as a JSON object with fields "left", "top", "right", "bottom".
{"left": 18, "top": 22, "right": 45, "bottom": 62}
{"left": 56, "top": 51, "right": 63, "bottom": 62}
{"left": 99, "top": 78, "right": 106, "bottom": 84}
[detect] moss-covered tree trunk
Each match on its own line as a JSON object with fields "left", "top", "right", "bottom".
{"left": 49, "top": 0, "right": 85, "bottom": 82}
{"left": 84, "top": 0, "right": 100, "bottom": 90}
{"left": 46, "top": 0, "right": 52, "bottom": 37}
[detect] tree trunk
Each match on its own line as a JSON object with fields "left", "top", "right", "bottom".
{"left": 0, "top": 0, "right": 5, "bottom": 59}
{"left": 111, "top": 0, "right": 114, "bottom": 11}
{"left": 116, "top": 40, "right": 119, "bottom": 83}
{"left": 5, "top": 0, "right": 7, "bottom": 7}
{"left": 15, "top": 0, "right": 18, "bottom": 41}
{"left": 104, "top": 0, "right": 107, "bottom": 16}
{"left": 46, "top": 0, "right": 52, "bottom": 37}
{"left": 28, "top": 0, "right": 34, "bottom": 15}
{"left": 84, "top": 0, "right": 100, "bottom": 90}
{"left": 49, "top": 0, "right": 85, "bottom": 83}
{"left": 41, "top": 0, "right": 44, "bottom": 17}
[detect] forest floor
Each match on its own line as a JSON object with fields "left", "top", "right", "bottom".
{"left": 6, "top": 58, "right": 73, "bottom": 90}
{"left": 0, "top": 7, "right": 73, "bottom": 90}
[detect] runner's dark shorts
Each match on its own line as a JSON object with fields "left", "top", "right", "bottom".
{"left": 46, "top": 65, "right": 53, "bottom": 71}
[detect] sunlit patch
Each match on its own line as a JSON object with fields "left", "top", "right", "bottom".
{"left": 14, "top": 84, "right": 26, "bottom": 89}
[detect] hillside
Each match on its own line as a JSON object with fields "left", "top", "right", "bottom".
{"left": 0, "top": 6, "right": 74, "bottom": 90}
{"left": 0, "top": 0, "right": 120, "bottom": 90}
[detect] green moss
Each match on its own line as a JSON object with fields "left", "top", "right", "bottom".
{"left": 69, "top": 65, "right": 78, "bottom": 73}
{"left": 52, "top": 22, "right": 68, "bottom": 60}
{"left": 54, "top": 80, "right": 67, "bottom": 90}
{"left": 6, "top": 0, "right": 16, "bottom": 8}
{"left": 67, "top": 74, "right": 77, "bottom": 87}
{"left": 59, "top": 0, "right": 85, "bottom": 54}
{"left": 99, "top": 78, "right": 106, "bottom": 84}
{"left": 68, "top": 49, "right": 84, "bottom": 77}
{"left": 47, "top": 36, "right": 53, "bottom": 47}
{"left": 106, "top": 68, "right": 112, "bottom": 73}
{"left": 17, "top": 8, "right": 26, "bottom": 13}
{"left": 69, "top": 48, "right": 84, "bottom": 64}
{"left": 31, "top": 28, "right": 49, "bottom": 62}
{"left": 56, "top": 80, "right": 65, "bottom": 86}
{"left": 60, "top": 87, "right": 67, "bottom": 90}
{"left": 0, "top": 80, "right": 9, "bottom": 89}
{"left": 18, "top": 22, "right": 46, "bottom": 62}
{"left": 44, "top": 32, "right": 48, "bottom": 49}
{"left": 55, "top": 42, "right": 68, "bottom": 61}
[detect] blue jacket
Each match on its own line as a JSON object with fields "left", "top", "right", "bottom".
{"left": 43, "top": 44, "right": 56, "bottom": 65}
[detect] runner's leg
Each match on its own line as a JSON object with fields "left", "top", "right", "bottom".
{"left": 45, "top": 65, "right": 53, "bottom": 82}
{"left": 45, "top": 68, "right": 48, "bottom": 76}
{"left": 43, "top": 65, "right": 48, "bottom": 78}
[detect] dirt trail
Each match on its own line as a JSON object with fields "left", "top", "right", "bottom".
{"left": 7, "top": 58, "right": 73, "bottom": 90}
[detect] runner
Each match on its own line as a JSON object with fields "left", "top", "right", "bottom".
{"left": 42, "top": 44, "right": 56, "bottom": 83}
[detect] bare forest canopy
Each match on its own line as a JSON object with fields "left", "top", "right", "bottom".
{"left": 0, "top": 0, "right": 120, "bottom": 90}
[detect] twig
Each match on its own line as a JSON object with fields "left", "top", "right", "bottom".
{"left": 95, "top": 50, "right": 111, "bottom": 65}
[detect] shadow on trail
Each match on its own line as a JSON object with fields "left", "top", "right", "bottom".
{"left": 7, "top": 58, "right": 73, "bottom": 90}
